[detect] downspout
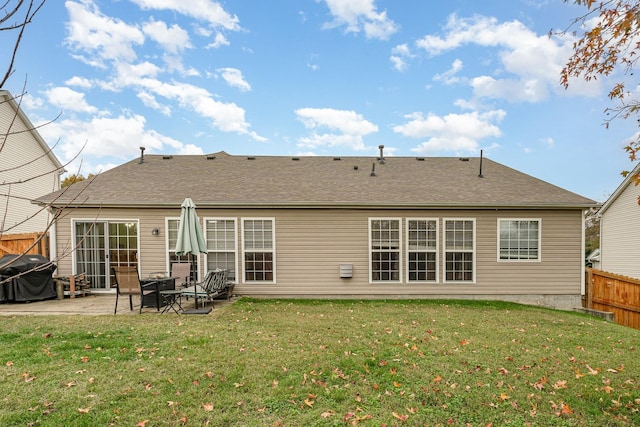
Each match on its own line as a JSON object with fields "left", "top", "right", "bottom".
{"left": 581, "top": 209, "right": 586, "bottom": 297}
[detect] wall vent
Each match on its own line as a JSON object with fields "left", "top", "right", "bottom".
{"left": 339, "top": 263, "right": 353, "bottom": 278}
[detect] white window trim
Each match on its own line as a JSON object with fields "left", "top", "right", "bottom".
{"left": 368, "top": 217, "right": 402, "bottom": 284}
{"left": 71, "top": 218, "right": 140, "bottom": 288}
{"left": 405, "top": 218, "right": 439, "bottom": 283}
{"left": 165, "top": 216, "right": 202, "bottom": 280}
{"left": 241, "top": 217, "right": 276, "bottom": 284}
{"left": 496, "top": 218, "right": 542, "bottom": 263}
{"left": 443, "top": 218, "right": 476, "bottom": 284}
{"left": 203, "top": 217, "right": 238, "bottom": 280}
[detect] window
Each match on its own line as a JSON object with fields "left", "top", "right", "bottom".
{"left": 370, "top": 219, "right": 401, "bottom": 282}
{"left": 498, "top": 219, "right": 540, "bottom": 261}
{"left": 406, "top": 219, "right": 438, "bottom": 282}
{"left": 242, "top": 218, "right": 275, "bottom": 282}
{"left": 205, "top": 218, "right": 237, "bottom": 281}
{"left": 167, "top": 218, "right": 198, "bottom": 281}
{"left": 444, "top": 219, "right": 475, "bottom": 282}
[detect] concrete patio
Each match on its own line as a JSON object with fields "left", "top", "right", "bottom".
{"left": 0, "top": 293, "right": 234, "bottom": 316}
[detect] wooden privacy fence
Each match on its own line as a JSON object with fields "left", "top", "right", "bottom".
{"left": 584, "top": 268, "right": 640, "bottom": 330}
{"left": 0, "top": 232, "right": 49, "bottom": 258}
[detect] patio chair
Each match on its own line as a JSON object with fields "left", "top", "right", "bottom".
{"left": 112, "top": 265, "right": 158, "bottom": 314}
{"left": 171, "top": 262, "right": 192, "bottom": 289}
{"left": 180, "top": 269, "right": 226, "bottom": 311}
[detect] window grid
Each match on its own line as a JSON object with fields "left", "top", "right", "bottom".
{"left": 499, "top": 219, "right": 540, "bottom": 261}
{"left": 407, "top": 219, "right": 438, "bottom": 282}
{"left": 243, "top": 219, "right": 275, "bottom": 283}
{"left": 444, "top": 219, "right": 475, "bottom": 282}
{"left": 370, "top": 219, "right": 401, "bottom": 282}
{"left": 206, "top": 218, "right": 237, "bottom": 281}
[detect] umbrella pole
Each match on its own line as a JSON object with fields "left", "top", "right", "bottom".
{"left": 192, "top": 253, "right": 198, "bottom": 309}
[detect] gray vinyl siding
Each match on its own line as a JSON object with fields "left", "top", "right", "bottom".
{"left": 53, "top": 207, "right": 584, "bottom": 297}
{"left": 600, "top": 182, "right": 640, "bottom": 279}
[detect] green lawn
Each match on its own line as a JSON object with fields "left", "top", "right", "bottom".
{"left": 0, "top": 298, "right": 638, "bottom": 426}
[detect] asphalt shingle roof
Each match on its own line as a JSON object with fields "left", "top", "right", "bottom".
{"left": 37, "top": 151, "right": 596, "bottom": 209}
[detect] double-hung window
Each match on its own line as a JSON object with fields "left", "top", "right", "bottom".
{"left": 444, "top": 219, "right": 475, "bottom": 282}
{"left": 369, "top": 218, "right": 401, "bottom": 282}
{"left": 205, "top": 218, "right": 237, "bottom": 281}
{"left": 242, "top": 218, "right": 275, "bottom": 283}
{"left": 406, "top": 219, "right": 438, "bottom": 282}
{"left": 498, "top": 219, "right": 540, "bottom": 261}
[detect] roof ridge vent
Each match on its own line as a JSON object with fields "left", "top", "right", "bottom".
{"left": 459, "top": 157, "right": 469, "bottom": 162}
{"left": 416, "top": 157, "right": 425, "bottom": 161}
{"left": 333, "top": 157, "right": 341, "bottom": 161}
{"left": 292, "top": 157, "right": 300, "bottom": 161}
{"left": 247, "top": 156, "right": 256, "bottom": 160}
{"left": 162, "top": 155, "right": 173, "bottom": 160}
{"left": 206, "top": 155, "right": 216, "bottom": 160}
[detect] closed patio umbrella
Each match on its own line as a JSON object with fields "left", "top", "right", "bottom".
{"left": 175, "top": 197, "right": 207, "bottom": 257}
{"left": 175, "top": 198, "right": 207, "bottom": 306}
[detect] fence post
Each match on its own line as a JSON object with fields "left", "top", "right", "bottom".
{"left": 586, "top": 268, "right": 593, "bottom": 309}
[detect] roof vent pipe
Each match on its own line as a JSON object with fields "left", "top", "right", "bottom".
{"left": 378, "top": 144, "right": 385, "bottom": 164}
{"left": 139, "top": 146, "right": 145, "bottom": 164}
{"left": 370, "top": 162, "right": 376, "bottom": 177}
{"left": 478, "top": 149, "right": 484, "bottom": 178}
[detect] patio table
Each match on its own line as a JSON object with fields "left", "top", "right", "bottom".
{"left": 140, "top": 277, "right": 177, "bottom": 311}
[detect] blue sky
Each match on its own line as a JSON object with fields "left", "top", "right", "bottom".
{"left": 3, "top": 0, "right": 636, "bottom": 202}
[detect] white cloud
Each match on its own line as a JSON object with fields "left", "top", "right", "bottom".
{"left": 320, "top": 0, "right": 398, "bottom": 40}
{"left": 393, "top": 110, "right": 505, "bottom": 154}
{"left": 390, "top": 43, "right": 414, "bottom": 72}
{"left": 142, "top": 19, "right": 191, "bottom": 54}
{"left": 295, "top": 107, "right": 378, "bottom": 150}
{"left": 415, "top": 14, "right": 597, "bottom": 101}
{"left": 433, "top": 59, "right": 463, "bottom": 85}
{"left": 63, "top": 1, "right": 264, "bottom": 142}
{"left": 38, "top": 114, "right": 186, "bottom": 167}
{"left": 217, "top": 68, "right": 251, "bottom": 92}
{"left": 44, "top": 87, "right": 98, "bottom": 114}
{"left": 65, "top": 76, "right": 93, "bottom": 88}
{"left": 206, "top": 32, "right": 230, "bottom": 49}
{"left": 65, "top": 1, "right": 144, "bottom": 66}
{"left": 128, "top": 0, "right": 241, "bottom": 31}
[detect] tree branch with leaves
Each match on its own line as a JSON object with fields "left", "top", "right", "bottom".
{"left": 562, "top": 0, "right": 640, "bottom": 179}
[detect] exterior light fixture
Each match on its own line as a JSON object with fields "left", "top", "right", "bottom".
{"left": 151, "top": 228, "right": 160, "bottom": 236}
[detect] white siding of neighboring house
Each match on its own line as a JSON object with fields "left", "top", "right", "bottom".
{"left": 0, "top": 95, "right": 62, "bottom": 235}
{"left": 600, "top": 180, "right": 640, "bottom": 279}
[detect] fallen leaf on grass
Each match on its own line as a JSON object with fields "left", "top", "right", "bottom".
{"left": 22, "top": 372, "right": 36, "bottom": 382}
{"left": 392, "top": 412, "right": 409, "bottom": 421}
{"left": 202, "top": 403, "right": 213, "bottom": 411}
{"left": 320, "top": 410, "right": 335, "bottom": 418}
{"left": 135, "top": 421, "right": 149, "bottom": 427}
{"left": 77, "top": 407, "right": 91, "bottom": 413}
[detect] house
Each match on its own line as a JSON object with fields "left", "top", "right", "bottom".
{"left": 0, "top": 90, "right": 63, "bottom": 248}
{"left": 596, "top": 164, "right": 640, "bottom": 279}
{"left": 35, "top": 149, "right": 596, "bottom": 309}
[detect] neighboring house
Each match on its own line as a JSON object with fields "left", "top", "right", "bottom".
{"left": 586, "top": 248, "right": 600, "bottom": 270}
{"left": 597, "top": 164, "right": 640, "bottom": 279}
{"left": 0, "top": 90, "right": 63, "bottom": 236}
{"left": 36, "top": 150, "right": 596, "bottom": 309}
